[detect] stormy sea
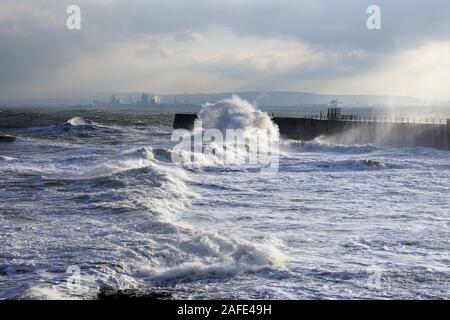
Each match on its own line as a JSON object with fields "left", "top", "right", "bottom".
{"left": 0, "top": 98, "right": 449, "bottom": 300}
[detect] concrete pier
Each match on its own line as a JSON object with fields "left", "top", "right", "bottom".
{"left": 173, "top": 113, "right": 450, "bottom": 150}
{"left": 173, "top": 113, "right": 198, "bottom": 131}
{"left": 448, "top": 119, "right": 450, "bottom": 149}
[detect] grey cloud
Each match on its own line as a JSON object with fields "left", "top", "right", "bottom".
{"left": 1, "top": 0, "right": 450, "bottom": 96}
{"left": 82, "top": 0, "right": 450, "bottom": 51}
{"left": 196, "top": 49, "right": 379, "bottom": 91}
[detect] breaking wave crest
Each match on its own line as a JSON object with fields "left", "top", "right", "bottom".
{"left": 24, "top": 117, "right": 122, "bottom": 137}
{"left": 285, "top": 139, "right": 378, "bottom": 154}
{"left": 67, "top": 116, "right": 90, "bottom": 126}
{"left": 172, "top": 96, "right": 282, "bottom": 168}
{"left": 137, "top": 233, "right": 286, "bottom": 283}
{"left": 198, "top": 95, "right": 279, "bottom": 139}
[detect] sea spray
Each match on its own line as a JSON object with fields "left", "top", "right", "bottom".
{"left": 198, "top": 95, "right": 279, "bottom": 139}
{"left": 171, "top": 96, "right": 280, "bottom": 173}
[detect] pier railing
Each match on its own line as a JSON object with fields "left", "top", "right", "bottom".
{"left": 173, "top": 113, "right": 450, "bottom": 150}
{"left": 270, "top": 114, "right": 447, "bottom": 125}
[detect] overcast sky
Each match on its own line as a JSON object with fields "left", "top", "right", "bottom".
{"left": 1, "top": 0, "right": 450, "bottom": 100}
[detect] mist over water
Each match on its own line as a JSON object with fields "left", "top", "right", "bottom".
{"left": 0, "top": 101, "right": 449, "bottom": 299}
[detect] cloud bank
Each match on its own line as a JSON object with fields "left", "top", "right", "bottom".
{"left": 1, "top": 0, "right": 450, "bottom": 100}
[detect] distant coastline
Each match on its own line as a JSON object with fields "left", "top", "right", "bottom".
{"left": 2, "top": 90, "right": 449, "bottom": 109}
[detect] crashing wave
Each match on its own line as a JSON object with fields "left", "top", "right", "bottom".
{"left": 172, "top": 96, "right": 281, "bottom": 169}
{"left": 136, "top": 233, "right": 286, "bottom": 283}
{"left": 198, "top": 95, "right": 279, "bottom": 139}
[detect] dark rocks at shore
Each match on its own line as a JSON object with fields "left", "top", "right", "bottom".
{"left": 362, "top": 159, "right": 384, "bottom": 168}
{"left": 0, "top": 135, "right": 16, "bottom": 143}
{"left": 97, "top": 285, "right": 174, "bottom": 300}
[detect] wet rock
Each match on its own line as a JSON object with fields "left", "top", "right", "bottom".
{"left": 362, "top": 159, "right": 384, "bottom": 168}
{"left": 0, "top": 135, "right": 16, "bottom": 143}
{"left": 97, "top": 285, "right": 174, "bottom": 300}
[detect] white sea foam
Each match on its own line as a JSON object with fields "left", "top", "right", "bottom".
{"left": 0, "top": 155, "right": 17, "bottom": 161}
{"left": 19, "top": 286, "right": 73, "bottom": 300}
{"left": 284, "top": 139, "right": 378, "bottom": 154}
{"left": 138, "top": 236, "right": 286, "bottom": 282}
{"left": 198, "top": 95, "right": 279, "bottom": 139}
{"left": 172, "top": 96, "right": 281, "bottom": 168}
{"left": 9, "top": 146, "right": 155, "bottom": 180}
{"left": 67, "top": 116, "right": 88, "bottom": 126}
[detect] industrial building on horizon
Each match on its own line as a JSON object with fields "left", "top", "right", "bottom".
{"left": 92, "top": 93, "right": 162, "bottom": 107}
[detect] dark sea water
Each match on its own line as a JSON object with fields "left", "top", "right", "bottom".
{"left": 0, "top": 106, "right": 449, "bottom": 299}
